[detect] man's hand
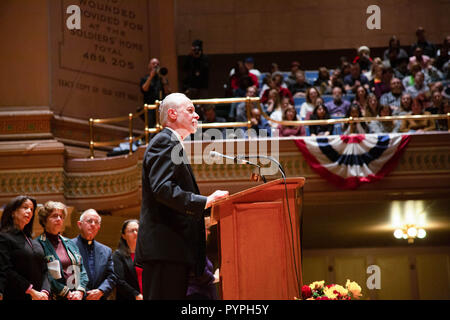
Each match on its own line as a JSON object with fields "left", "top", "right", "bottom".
{"left": 206, "top": 190, "right": 229, "bottom": 208}
{"left": 86, "top": 289, "right": 104, "bottom": 300}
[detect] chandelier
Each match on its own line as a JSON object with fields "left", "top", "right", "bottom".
{"left": 391, "top": 201, "right": 427, "bottom": 244}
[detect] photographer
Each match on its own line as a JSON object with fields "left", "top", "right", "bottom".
{"left": 140, "top": 58, "right": 170, "bottom": 127}
{"left": 182, "top": 39, "right": 209, "bottom": 99}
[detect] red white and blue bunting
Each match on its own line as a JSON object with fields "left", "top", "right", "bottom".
{"left": 294, "top": 134, "right": 411, "bottom": 189}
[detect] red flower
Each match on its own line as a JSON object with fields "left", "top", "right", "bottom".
{"left": 301, "top": 285, "right": 312, "bottom": 299}
{"left": 316, "top": 296, "right": 330, "bottom": 300}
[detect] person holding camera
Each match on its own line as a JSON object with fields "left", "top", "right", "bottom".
{"left": 182, "top": 39, "right": 209, "bottom": 99}
{"left": 140, "top": 58, "right": 171, "bottom": 127}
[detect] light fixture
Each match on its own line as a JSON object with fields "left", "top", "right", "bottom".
{"left": 391, "top": 201, "right": 427, "bottom": 244}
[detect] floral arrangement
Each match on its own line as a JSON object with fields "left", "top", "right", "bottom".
{"left": 298, "top": 280, "right": 362, "bottom": 300}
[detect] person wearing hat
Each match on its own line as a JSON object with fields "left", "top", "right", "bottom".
{"left": 353, "top": 46, "right": 373, "bottom": 73}
{"left": 244, "top": 57, "right": 261, "bottom": 80}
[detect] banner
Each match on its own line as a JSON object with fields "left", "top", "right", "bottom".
{"left": 294, "top": 134, "right": 411, "bottom": 189}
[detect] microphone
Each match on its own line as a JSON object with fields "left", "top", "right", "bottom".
{"left": 209, "top": 151, "right": 241, "bottom": 164}
{"left": 238, "top": 154, "right": 286, "bottom": 178}
{"left": 209, "top": 151, "right": 266, "bottom": 183}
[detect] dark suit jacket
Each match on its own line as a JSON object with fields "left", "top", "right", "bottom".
{"left": 0, "top": 230, "right": 50, "bottom": 300}
{"left": 112, "top": 250, "right": 140, "bottom": 300}
{"left": 72, "top": 235, "right": 116, "bottom": 299}
{"left": 135, "top": 127, "right": 209, "bottom": 276}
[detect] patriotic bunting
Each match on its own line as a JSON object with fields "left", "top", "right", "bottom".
{"left": 294, "top": 134, "right": 411, "bottom": 189}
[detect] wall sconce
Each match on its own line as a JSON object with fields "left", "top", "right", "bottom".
{"left": 391, "top": 201, "right": 427, "bottom": 244}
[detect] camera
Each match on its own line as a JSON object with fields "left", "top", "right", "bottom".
{"left": 156, "top": 66, "right": 168, "bottom": 76}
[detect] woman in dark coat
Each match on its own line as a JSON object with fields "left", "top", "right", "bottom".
{"left": 112, "top": 219, "right": 143, "bottom": 300}
{"left": 0, "top": 195, "right": 50, "bottom": 300}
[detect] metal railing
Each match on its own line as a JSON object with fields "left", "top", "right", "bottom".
{"left": 88, "top": 96, "right": 450, "bottom": 158}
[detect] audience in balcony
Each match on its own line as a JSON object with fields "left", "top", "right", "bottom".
{"left": 285, "top": 61, "right": 301, "bottom": 89}
{"left": 248, "top": 107, "right": 271, "bottom": 138}
{"left": 435, "top": 36, "right": 449, "bottom": 72}
{"left": 201, "top": 105, "right": 227, "bottom": 140}
{"left": 352, "top": 46, "right": 373, "bottom": 73}
{"left": 394, "top": 93, "right": 413, "bottom": 115}
{"left": 363, "top": 93, "right": 380, "bottom": 118}
{"left": 405, "top": 71, "right": 430, "bottom": 99}
{"left": 436, "top": 99, "right": 450, "bottom": 131}
{"left": 342, "top": 104, "right": 369, "bottom": 134}
{"left": 278, "top": 106, "right": 306, "bottom": 137}
{"left": 400, "top": 94, "right": 436, "bottom": 132}
{"left": 426, "top": 90, "right": 445, "bottom": 114}
{"left": 325, "top": 86, "right": 350, "bottom": 118}
{"left": 299, "top": 87, "right": 321, "bottom": 119}
{"left": 235, "top": 85, "right": 258, "bottom": 122}
{"left": 410, "top": 27, "right": 437, "bottom": 58}
{"left": 383, "top": 36, "right": 409, "bottom": 68}
{"left": 369, "top": 105, "right": 400, "bottom": 133}
{"left": 380, "top": 77, "right": 404, "bottom": 112}
{"left": 408, "top": 47, "right": 431, "bottom": 71}
{"left": 344, "top": 62, "right": 370, "bottom": 94}
{"left": 230, "top": 61, "right": 259, "bottom": 97}
{"left": 261, "top": 73, "right": 293, "bottom": 105}
{"left": 309, "top": 104, "right": 334, "bottom": 136}
{"left": 394, "top": 57, "right": 410, "bottom": 80}
{"left": 353, "top": 85, "right": 369, "bottom": 115}
{"left": 314, "top": 67, "right": 332, "bottom": 95}
{"left": 289, "top": 70, "right": 311, "bottom": 98}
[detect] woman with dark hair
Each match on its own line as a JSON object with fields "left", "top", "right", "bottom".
{"left": 343, "top": 104, "right": 369, "bottom": 134}
{"left": 0, "top": 195, "right": 50, "bottom": 300}
{"left": 309, "top": 103, "right": 334, "bottom": 136}
{"left": 112, "top": 219, "right": 143, "bottom": 300}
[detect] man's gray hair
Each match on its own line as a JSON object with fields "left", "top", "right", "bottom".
{"left": 159, "top": 92, "right": 190, "bottom": 126}
{"left": 79, "top": 208, "right": 101, "bottom": 223}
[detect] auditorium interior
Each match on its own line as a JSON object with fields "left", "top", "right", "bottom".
{"left": 0, "top": 0, "right": 449, "bottom": 300}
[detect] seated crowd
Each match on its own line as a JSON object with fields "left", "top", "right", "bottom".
{"left": 210, "top": 29, "right": 450, "bottom": 138}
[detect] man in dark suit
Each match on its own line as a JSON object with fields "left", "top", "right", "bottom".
{"left": 72, "top": 209, "right": 116, "bottom": 300}
{"left": 135, "top": 92, "right": 228, "bottom": 300}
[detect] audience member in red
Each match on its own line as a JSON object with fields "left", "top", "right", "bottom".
{"left": 261, "top": 74, "right": 294, "bottom": 105}
{"left": 277, "top": 106, "right": 305, "bottom": 137}
{"left": 372, "top": 67, "right": 393, "bottom": 99}
{"left": 353, "top": 46, "right": 373, "bottom": 73}
{"left": 230, "top": 61, "right": 258, "bottom": 97}
{"left": 113, "top": 219, "right": 143, "bottom": 300}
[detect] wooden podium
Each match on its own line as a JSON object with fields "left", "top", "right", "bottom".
{"left": 211, "top": 178, "right": 305, "bottom": 300}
